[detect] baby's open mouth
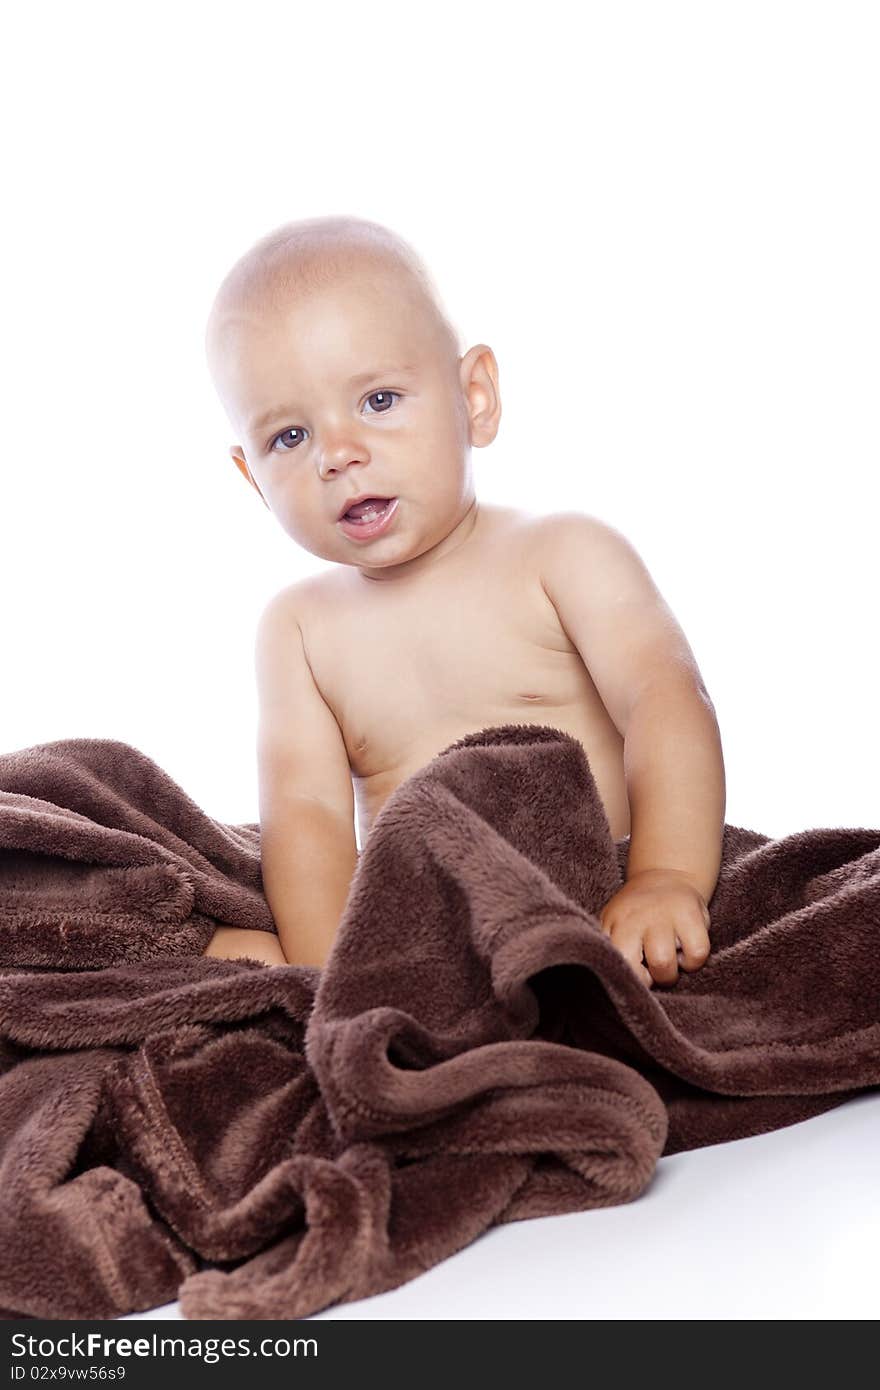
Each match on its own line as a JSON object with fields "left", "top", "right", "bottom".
{"left": 339, "top": 497, "right": 395, "bottom": 523}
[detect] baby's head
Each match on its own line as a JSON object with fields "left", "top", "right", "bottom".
{"left": 205, "top": 216, "right": 500, "bottom": 580}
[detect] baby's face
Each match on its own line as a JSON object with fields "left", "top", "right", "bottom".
{"left": 216, "top": 268, "right": 480, "bottom": 573}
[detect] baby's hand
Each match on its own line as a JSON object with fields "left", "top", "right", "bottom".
{"left": 598, "top": 868, "right": 711, "bottom": 987}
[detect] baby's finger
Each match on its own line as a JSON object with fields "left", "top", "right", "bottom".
{"left": 676, "top": 919, "right": 712, "bottom": 972}
{"left": 608, "top": 924, "right": 654, "bottom": 987}
{"left": 642, "top": 923, "right": 680, "bottom": 986}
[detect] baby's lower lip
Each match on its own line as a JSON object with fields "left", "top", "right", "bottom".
{"left": 337, "top": 497, "right": 399, "bottom": 540}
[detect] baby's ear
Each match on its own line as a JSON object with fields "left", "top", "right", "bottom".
{"left": 229, "top": 444, "right": 248, "bottom": 476}
{"left": 459, "top": 343, "right": 501, "bottom": 448}
{"left": 230, "top": 447, "right": 269, "bottom": 507}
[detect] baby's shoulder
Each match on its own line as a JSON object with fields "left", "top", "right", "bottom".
{"left": 259, "top": 570, "right": 341, "bottom": 624}
{"left": 504, "top": 506, "right": 624, "bottom": 563}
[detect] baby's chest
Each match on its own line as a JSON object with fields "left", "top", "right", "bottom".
{"left": 305, "top": 578, "right": 595, "bottom": 774}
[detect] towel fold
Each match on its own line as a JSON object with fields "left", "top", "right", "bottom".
{"left": 0, "top": 723, "right": 877, "bottom": 1320}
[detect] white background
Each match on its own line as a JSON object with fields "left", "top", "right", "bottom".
{"left": 3, "top": 1, "right": 877, "bottom": 836}
{"left": 3, "top": 0, "right": 878, "bottom": 1321}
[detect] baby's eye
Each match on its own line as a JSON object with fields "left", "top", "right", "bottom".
{"left": 364, "top": 390, "right": 400, "bottom": 414}
{"left": 268, "top": 391, "right": 400, "bottom": 453}
{"left": 270, "top": 427, "right": 306, "bottom": 453}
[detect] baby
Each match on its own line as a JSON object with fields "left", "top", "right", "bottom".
{"left": 201, "top": 215, "right": 726, "bottom": 987}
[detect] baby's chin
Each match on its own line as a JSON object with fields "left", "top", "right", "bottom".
{"left": 286, "top": 497, "right": 464, "bottom": 569}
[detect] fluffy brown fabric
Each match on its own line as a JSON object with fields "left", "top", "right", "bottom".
{"left": 0, "top": 724, "right": 877, "bottom": 1320}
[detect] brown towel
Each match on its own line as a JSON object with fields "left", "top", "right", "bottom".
{"left": 0, "top": 724, "right": 877, "bottom": 1320}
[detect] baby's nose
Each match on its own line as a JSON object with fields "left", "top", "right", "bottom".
{"left": 318, "top": 435, "right": 369, "bottom": 474}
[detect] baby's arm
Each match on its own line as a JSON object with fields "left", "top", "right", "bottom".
{"left": 253, "top": 591, "right": 359, "bottom": 968}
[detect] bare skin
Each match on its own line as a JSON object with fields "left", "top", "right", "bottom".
{"left": 204, "top": 925, "right": 288, "bottom": 966}
{"left": 200, "top": 217, "right": 718, "bottom": 978}
{"left": 291, "top": 500, "right": 631, "bottom": 848}
{"left": 203, "top": 502, "right": 630, "bottom": 969}
{"left": 203, "top": 500, "right": 630, "bottom": 968}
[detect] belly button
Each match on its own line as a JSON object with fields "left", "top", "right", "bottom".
{"left": 518, "top": 693, "right": 543, "bottom": 701}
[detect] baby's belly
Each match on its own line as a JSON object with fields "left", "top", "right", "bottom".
{"left": 353, "top": 704, "right": 631, "bottom": 846}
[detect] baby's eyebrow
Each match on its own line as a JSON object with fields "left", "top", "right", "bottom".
{"left": 248, "top": 365, "right": 418, "bottom": 435}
